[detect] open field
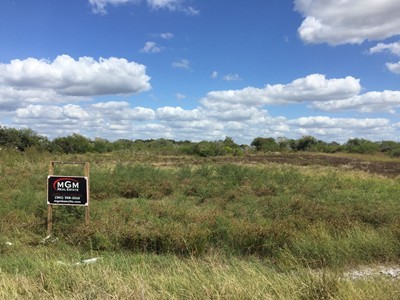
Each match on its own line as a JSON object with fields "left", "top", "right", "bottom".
{"left": 128, "top": 152, "right": 400, "bottom": 178}
{"left": 1, "top": 150, "right": 400, "bottom": 299}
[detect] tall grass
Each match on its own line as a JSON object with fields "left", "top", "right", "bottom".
{"left": 2, "top": 153, "right": 400, "bottom": 264}
{"left": 1, "top": 248, "right": 400, "bottom": 299}
{"left": 1, "top": 150, "right": 400, "bottom": 298}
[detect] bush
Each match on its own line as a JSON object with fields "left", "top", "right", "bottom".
{"left": 251, "top": 137, "right": 279, "bottom": 152}
{"left": 295, "top": 136, "right": 318, "bottom": 151}
{"left": 0, "top": 126, "right": 49, "bottom": 151}
{"left": 345, "top": 138, "right": 380, "bottom": 154}
{"left": 52, "top": 134, "right": 93, "bottom": 154}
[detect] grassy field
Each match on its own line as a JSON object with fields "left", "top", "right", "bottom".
{"left": 1, "top": 149, "right": 400, "bottom": 299}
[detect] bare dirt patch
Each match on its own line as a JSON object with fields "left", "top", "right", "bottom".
{"left": 344, "top": 265, "right": 400, "bottom": 280}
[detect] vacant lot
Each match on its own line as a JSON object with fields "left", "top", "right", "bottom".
{"left": 1, "top": 150, "right": 400, "bottom": 299}
{"left": 141, "top": 152, "right": 400, "bottom": 177}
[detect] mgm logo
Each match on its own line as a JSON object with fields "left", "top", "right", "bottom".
{"left": 53, "top": 177, "right": 80, "bottom": 192}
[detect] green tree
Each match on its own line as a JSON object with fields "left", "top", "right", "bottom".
{"left": 0, "top": 126, "right": 47, "bottom": 151}
{"left": 345, "top": 138, "right": 379, "bottom": 154}
{"left": 251, "top": 137, "right": 279, "bottom": 152}
{"left": 113, "top": 139, "right": 135, "bottom": 151}
{"left": 93, "top": 137, "right": 113, "bottom": 153}
{"left": 311, "top": 141, "right": 341, "bottom": 153}
{"left": 295, "top": 136, "right": 318, "bottom": 151}
{"left": 276, "top": 137, "right": 292, "bottom": 152}
{"left": 52, "top": 134, "right": 92, "bottom": 154}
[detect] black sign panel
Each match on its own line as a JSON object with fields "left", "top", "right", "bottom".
{"left": 47, "top": 176, "right": 88, "bottom": 206}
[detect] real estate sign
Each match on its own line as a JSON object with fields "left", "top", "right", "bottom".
{"left": 47, "top": 176, "right": 88, "bottom": 206}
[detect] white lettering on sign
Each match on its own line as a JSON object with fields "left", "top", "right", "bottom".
{"left": 53, "top": 178, "right": 80, "bottom": 192}
{"left": 48, "top": 175, "right": 88, "bottom": 206}
{"left": 57, "top": 181, "right": 79, "bottom": 189}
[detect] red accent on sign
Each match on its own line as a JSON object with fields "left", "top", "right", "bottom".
{"left": 52, "top": 177, "right": 80, "bottom": 190}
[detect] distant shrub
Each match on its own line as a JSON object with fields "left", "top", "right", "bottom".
{"left": 295, "top": 136, "right": 318, "bottom": 151}
{"left": 0, "top": 126, "right": 49, "bottom": 151}
{"left": 52, "top": 134, "right": 93, "bottom": 154}
{"left": 251, "top": 137, "right": 279, "bottom": 152}
{"left": 390, "top": 148, "right": 400, "bottom": 158}
{"left": 345, "top": 138, "right": 380, "bottom": 154}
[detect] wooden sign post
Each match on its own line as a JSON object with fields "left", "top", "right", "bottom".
{"left": 47, "top": 161, "right": 90, "bottom": 235}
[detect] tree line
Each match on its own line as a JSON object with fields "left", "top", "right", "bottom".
{"left": 1, "top": 126, "right": 400, "bottom": 157}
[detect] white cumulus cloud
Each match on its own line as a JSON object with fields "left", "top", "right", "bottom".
{"left": 288, "top": 116, "right": 394, "bottom": 142}
{"left": 0, "top": 55, "right": 151, "bottom": 111}
{"left": 156, "top": 106, "right": 202, "bottom": 121}
{"left": 92, "top": 101, "right": 155, "bottom": 121}
{"left": 201, "top": 74, "right": 360, "bottom": 107}
{"left": 386, "top": 61, "right": 400, "bottom": 74}
{"left": 15, "top": 104, "right": 89, "bottom": 124}
{"left": 369, "top": 41, "right": 400, "bottom": 56}
{"left": 5, "top": 69, "right": 400, "bottom": 144}
{"left": 295, "top": 0, "right": 400, "bottom": 45}
{"left": 265, "top": 74, "right": 360, "bottom": 103}
{"left": 369, "top": 41, "right": 400, "bottom": 74}
{"left": 311, "top": 90, "right": 400, "bottom": 113}
{"left": 289, "top": 116, "right": 390, "bottom": 129}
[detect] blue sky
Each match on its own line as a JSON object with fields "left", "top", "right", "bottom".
{"left": 1, "top": 0, "right": 400, "bottom": 144}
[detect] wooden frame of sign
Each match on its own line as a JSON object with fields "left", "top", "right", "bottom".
{"left": 47, "top": 161, "right": 90, "bottom": 235}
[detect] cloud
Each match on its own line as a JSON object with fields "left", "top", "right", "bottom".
{"left": 147, "top": 0, "right": 199, "bottom": 15}
{"left": 181, "top": 6, "right": 199, "bottom": 16}
{"left": 91, "top": 101, "right": 131, "bottom": 110}
{"left": 89, "top": 0, "right": 135, "bottom": 15}
{"left": 140, "top": 41, "right": 163, "bottom": 53}
{"left": 0, "top": 87, "right": 69, "bottom": 111}
{"left": 89, "top": 0, "right": 198, "bottom": 15}
{"left": 13, "top": 101, "right": 157, "bottom": 139}
{"left": 0, "top": 55, "right": 151, "bottom": 95}
{"left": 289, "top": 116, "right": 390, "bottom": 129}
{"left": 264, "top": 74, "right": 360, "bottom": 102}
{"left": 4, "top": 69, "right": 400, "bottom": 144}
{"left": 294, "top": 0, "right": 400, "bottom": 45}
{"left": 9, "top": 97, "right": 399, "bottom": 144}
{"left": 201, "top": 74, "right": 361, "bottom": 107}
{"left": 386, "top": 61, "right": 400, "bottom": 74}
{"left": 288, "top": 116, "right": 393, "bottom": 142}
{"left": 92, "top": 101, "right": 155, "bottom": 121}
{"left": 369, "top": 41, "right": 400, "bottom": 74}
{"left": 146, "top": 0, "right": 181, "bottom": 10}
{"left": 310, "top": 90, "right": 400, "bottom": 113}
{"left": 0, "top": 55, "right": 151, "bottom": 111}
{"left": 14, "top": 104, "right": 90, "bottom": 126}
{"left": 172, "top": 59, "right": 190, "bottom": 69}
{"left": 176, "top": 93, "right": 186, "bottom": 99}
{"left": 204, "top": 74, "right": 395, "bottom": 115}
{"left": 157, "top": 106, "right": 202, "bottom": 121}
{"left": 205, "top": 104, "right": 267, "bottom": 122}
{"left": 159, "top": 32, "right": 174, "bottom": 39}
{"left": 369, "top": 41, "right": 400, "bottom": 56}
{"left": 211, "top": 71, "right": 218, "bottom": 79}
{"left": 223, "top": 73, "right": 241, "bottom": 81}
